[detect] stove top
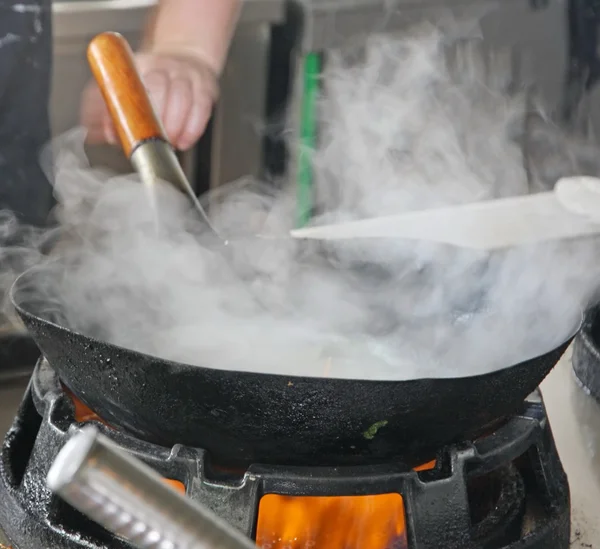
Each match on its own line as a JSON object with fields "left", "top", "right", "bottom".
{"left": 0, "top": 358, "right": 579, "bottom": 549}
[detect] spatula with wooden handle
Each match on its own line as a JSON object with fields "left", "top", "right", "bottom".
{"left": 87, "top": 32, "right": 190, "bottom": 194}
{"left": 290, "top": 176, "right": 600, "bottom": 250}
{"left": 86, "top": 32, "right": 221, "bottom": 237}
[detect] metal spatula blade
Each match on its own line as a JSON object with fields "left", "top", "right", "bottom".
{"left": 290, "top": 177, "right": 600, "bottom": 250}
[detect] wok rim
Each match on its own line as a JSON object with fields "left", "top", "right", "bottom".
{"left": 10, "top": 264, "right": 583, "bottom": 384}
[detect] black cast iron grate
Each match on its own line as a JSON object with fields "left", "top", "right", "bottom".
{"left": 0, "top": 359, "right": 570, "bottom": 549}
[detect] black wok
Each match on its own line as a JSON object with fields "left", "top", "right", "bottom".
{"left": 12, "top": 33, "right": 576, "bottom": 467}
{"left": 11, "top": 264, "right": 577, "bottom": 468}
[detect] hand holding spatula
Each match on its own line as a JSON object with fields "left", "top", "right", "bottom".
{"left": 86, "top": 32, "right": 219, "bottom": 235}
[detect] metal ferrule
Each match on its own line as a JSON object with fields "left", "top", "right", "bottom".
{"left": 47, "top": 426, "right": 256, "bottom": 549}
{"left": 130, "top": 140, "right": 192, "bottom": 195}
{"left": 130, "top": 140, "right": 222, "bottom": 238}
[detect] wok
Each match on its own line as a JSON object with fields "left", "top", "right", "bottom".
{"left": 11, "top": 263, "right": 577, "bottom": 467}
{"left": 10, "top": 33, "right": 579, "bottom": 467}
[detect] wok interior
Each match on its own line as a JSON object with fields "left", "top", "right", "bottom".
{"left": 9, "top": 249, "right": 583, "bottom": 382}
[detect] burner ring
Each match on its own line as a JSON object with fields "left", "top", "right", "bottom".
{"left": 470, "top": 464, "right": 525, "bottom": 545}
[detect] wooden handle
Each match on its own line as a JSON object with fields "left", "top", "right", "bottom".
{"left": 87, "top": 32, "right": 167, "bottom": 157}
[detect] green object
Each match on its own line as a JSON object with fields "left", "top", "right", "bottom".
{"left": 363, "top": 420, "right": 389, "bottom": 440}
{"left": 296, "top": 53, "right": 321, "bottom": 227}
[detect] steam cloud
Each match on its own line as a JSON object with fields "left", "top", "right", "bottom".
{"left": 7, "top": 23, "right": 600, "bottom": 380}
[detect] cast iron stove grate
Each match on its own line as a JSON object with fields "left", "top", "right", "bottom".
{"left": 0, "top": 359, "right": 570, "bottom": 549}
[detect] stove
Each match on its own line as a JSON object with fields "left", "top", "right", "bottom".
{"left": 0, "top": 359, "right": 576, "bottom": 549}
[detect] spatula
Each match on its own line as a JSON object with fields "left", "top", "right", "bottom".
{"left": 87, "top": 32, "right": 222, "bottom": 239}
{"left": 290, "top": 176, "right": 600, "bottom": 250}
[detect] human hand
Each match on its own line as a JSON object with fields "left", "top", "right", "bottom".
{"left": 80, "top": 51, "right": 219, "bottom": 151}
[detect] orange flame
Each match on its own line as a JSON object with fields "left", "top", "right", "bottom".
{"left": 256, "top": 461, "right": 435, "bottom": 549}
{"left": 256, "top": 493, "right": 407, "bottom": 549}
{"left": 414, "top": 460, "right": 436, "bottom": 472}
{"left": 64, "top": 385, "right": 112, "bottom": 427}
{"left": 163, "top": 478, "right": 186, "bottom": 494}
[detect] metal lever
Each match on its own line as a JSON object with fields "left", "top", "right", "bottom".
{"left": 47, "top": 426, "right": 256, "bottom": 549}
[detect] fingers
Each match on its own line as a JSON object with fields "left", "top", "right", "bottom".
{"left": 177, "top": 65, "right": 214, "bottom": 150}
{"left": 179, "top": 95, "right": 212, "bottom": 151}
{"left": 143, "top": 70, "right": 169, "bottom": 122}
{"left": 160, "top": 75, "right": 194, "bottom": 149}
{"left": 80, "top": 82, "right": 119, "bottom": 146}
{"left": 145, "top": 65, "right": 212, "bottom": 150}
{"left": 80, "top": 54, "right": 216, "bottom": 152}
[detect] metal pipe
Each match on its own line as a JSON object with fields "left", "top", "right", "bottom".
{"left": 47, "top": 426, "right": 256, "bottom": 549}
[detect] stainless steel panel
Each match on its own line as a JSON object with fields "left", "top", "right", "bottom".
{"left": 210, "top": 24, "right": 272, "bottom": 188}
{"left": 289, "top": 0, "right": 566, "bottom": 110}
{"left": 286, "top": 0, "right": 567, "bottom": 202}
{"left": 291, "top": 0, "right": 517, "bottom": 52}
{"left": 479, "top": 0, "right": 567, "bottom": 115}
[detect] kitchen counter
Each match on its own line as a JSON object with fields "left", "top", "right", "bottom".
{"left": 0, "top": 351, "right": 598, "bottom": 547}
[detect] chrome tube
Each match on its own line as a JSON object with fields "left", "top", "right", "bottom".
{"left": 47, "top": 426, "right": 256, "bottom": 549}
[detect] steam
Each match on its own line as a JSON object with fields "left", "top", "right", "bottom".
{"left": 8, "top": 24, "right": 600, "bottom": 380}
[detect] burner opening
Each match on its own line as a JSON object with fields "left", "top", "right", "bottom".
{"left": 64, "top": 386, "right": 111, "bottom": 428}
{"left": 2, "top": 392, "right": 41, "bottom": 488}
{"left": 416, "top": 453, "right": 450, "bottom": 482}
{"left": 202, "top": 456, "right": 252, "bottom": 481}
{"left": 519, "top": 447, "right": 557, "bottom": 510}
{"left": 469, "top": 470, "right": 505, "bottom": 526}
{"left": 255, "top": 493, "right": 408, "bottom": 549}
{"left": 514, "top": 445, "right": 567, "bottom": 537}
{"left": 468, "top": 465, "right": 525, "bottom": 545}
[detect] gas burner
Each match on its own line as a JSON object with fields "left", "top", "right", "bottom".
{"left": 0, "top": 359, "right": 570, "bottom": 549}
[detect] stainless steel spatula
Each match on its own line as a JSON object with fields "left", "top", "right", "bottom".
{"left": 290, "top": 177, "right": 600, "bottom": 250}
